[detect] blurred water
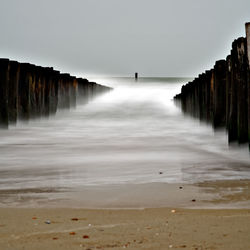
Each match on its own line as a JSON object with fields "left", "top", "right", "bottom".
{"left": 0, "top": 77, "right": 249, "bottom": 192}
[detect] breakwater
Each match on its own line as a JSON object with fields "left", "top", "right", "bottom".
{"left": 174, "top": 23, "right": 250, "bottom": 146}
{"left": 0, "top": 58, "right": 111, "bottom": 128}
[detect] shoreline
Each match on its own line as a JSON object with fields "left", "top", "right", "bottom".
{"left": 0, "top": 180, "right": 250, "bottom": 209}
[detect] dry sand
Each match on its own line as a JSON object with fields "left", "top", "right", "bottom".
{"left": 0, "top": 207, "right": 250, "bottom": 250}
{"left": 0, "top": 180, "right": 250, "bottom": 250}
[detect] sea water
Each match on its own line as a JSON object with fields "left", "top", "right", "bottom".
{"left": 0, "top": 77, "right": 249, "bottom": 201}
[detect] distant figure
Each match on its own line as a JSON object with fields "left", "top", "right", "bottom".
{"left": 135, "top": 72, "right": 138, "bottom": 80}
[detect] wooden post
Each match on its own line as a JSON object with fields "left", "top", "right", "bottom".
{"left": 236, "top": 38, "right": 248, "bottom": 143}
{"left": 49, "top": 70, "right": 59, "bottom": 115}
{"left": 76, "top": 78, "right": 89, "bottom": 104}
{"left": 58, "top": 73, "right": 70, "bottom": 109}
{"left": 245, "top": 22, "right": 250, "bottom": 147}
{"left": 18, "top": 63, "right": 32, "bottom": 120}
{"left": 69, "top": 76, "right": 77, "bottom": 108}
{"left": 8, "top": 61, "right": 20, "bottom": 124}
{"left": 0, "top": 59, "right": 9, "bottom": 128}
{"left": 213, "top": 60, "right": 227, "bottom": 128}
{"left": 29, "top": 64, "right": 37, "bottom": 118}
{"left": 35, "top": 66, "right": 44, "bottom": 118}
{"left": 225, "top": 55, "right": 232, "bottom": 131}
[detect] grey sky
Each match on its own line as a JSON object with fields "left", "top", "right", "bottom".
{"left": 0, "top": 0, "right": 249, "bottom": 77}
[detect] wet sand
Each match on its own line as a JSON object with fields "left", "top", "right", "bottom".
{"left": 0, "top": 183, "right": 218, "bottom": 209}
{"left": 1, "top": 180, "right": 250, "bottom": 209}
{"left": 0, "top": 180, "right": 250, "bottom": 249}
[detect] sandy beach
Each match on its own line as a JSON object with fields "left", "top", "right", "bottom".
{"left": 0, "top": 207, "right": 250, "bottom": 250}
{"left": 0, "top": 180, "right": 250, "bottom": 250}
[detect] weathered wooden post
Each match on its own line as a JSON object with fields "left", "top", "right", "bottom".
{"left": 194, "top": 78, "right": 200, "bottom": 118}
{"left": 246, "top": 22, "right": 250, "bottom": 146}
{"left": 8, "top": 61, "right": 20, "bottom": 124}
{"left": 225, "top": 55, "right": 232, "bottom": 131}
{"left": 43, "top": 67, "right": 54, "bottom": 116}
{"left": 29, "top": 64, "right": 37, "bottom": 118}
{"left": 58, "top": 73, "right": 70, "bottom": 109}
{"left": 76, "top": 78, "right": 89, "bottom": 104}
{"left": 213, "top": 60, "right": 227, "bottom": 128}
{"left": 18, "top": 63, "right": 33, "bottom": 120}
{"left": 236, "top": 38, "right": 248, "bottom": 143}
{"left": 199, "top": 73, "right": 206, "bottom": 121}
{"left": 0, "top": 59, "right": 9, "bottom": 128}
{"left": 69, "top": 76, "right": 77, "bottom": 108}
{"left": 228, "top": 42, "right": 238, "bottom": 142}
{"left": 49, "top": 70, "right": 59, "bottom": 115}
{"left": 34, "top": 66, "right": 44, "bottom": 117}
{"left": 88, "top": 82, "right": 94, "bottom": 100}
{"left": 209, "top": 69, "right": 215, "bottom": 123}
{"left": 205, "top": 70, "right": 212, "bottom": 122}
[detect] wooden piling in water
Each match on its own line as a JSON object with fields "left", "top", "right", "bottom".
{"left": 49, "top": 70, "right": 59, "bottom": 115}
{"left": 58, "top": 73, "right": 71, "bottom": 109}
{"left": 18, "top": 63, "right": 32, "bottom": 120}
{"left": 235, "top": 38, "right": 248, "bottom": 143}
{"left": 77, "top": 78, "right": 89, "bottom": 104}
{"left": 213, "top": 60, "right": 227, "bottom": 128}
{"left": 225, "top": 55, "right": 232, "bottom": 130}
{"left": 0, "top": 59, "right": 112, "bottom": 128}
{"left": 245, "top": 22, "right": 250, "bottom": 147}
{"left": 69, "top": 77, "right": 77, "bottom": 108}
{"left": 174, "top": 26, "right": 250, "bottom": 147}
{"left": 0, "top": 59, "right": 9, "bottom": 128}
{"left": 8, "top": 60, "right": 20, "bottom": 124}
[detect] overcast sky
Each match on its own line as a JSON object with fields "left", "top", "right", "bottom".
{"left": 0, "top": 0, "right": 250, "bottom": 77}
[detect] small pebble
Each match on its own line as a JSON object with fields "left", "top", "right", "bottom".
{"left": 159, "top": 171, "right": 163, "bottom": 174}
{"left": 83, "top": 235, "right": 89, "bottom": 239}
{"left": 45, "top": 220, "right": 51, "bottom": 224}
{"left": 192, "top": 199, "right": 196, "bottom": 202}
{"left": 171, "top": 209, "right": 176, "bottom": 213}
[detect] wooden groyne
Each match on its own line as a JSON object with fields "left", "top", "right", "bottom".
{"left": 0, "top": 59, "right": 111, "bottom": 128}
{"left": 174, "top": 23, "right": 250, "bottom": 146}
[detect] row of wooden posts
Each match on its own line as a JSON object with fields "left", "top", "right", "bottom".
{"left": 174, "top": 36, "right": 250, "bottom": 146}
{"left": 0, "top": 58, "right": 111, "bottom": 128}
